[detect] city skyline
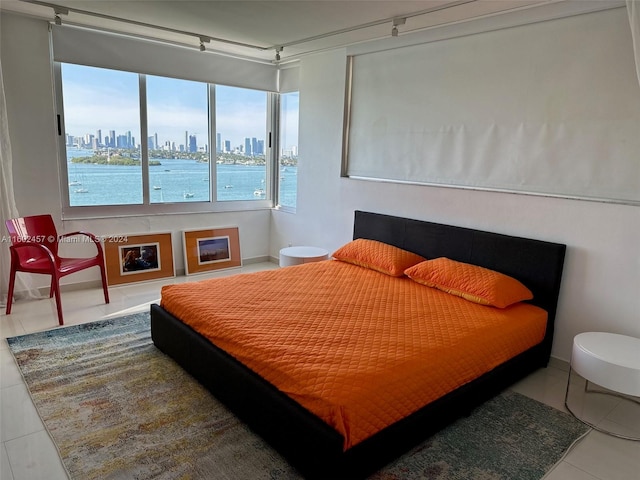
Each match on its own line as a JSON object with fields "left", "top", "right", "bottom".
{"left": 65, "top": 128, "right": 271, "bottom": 156}
{"left": 60, "top": 63, "right": 298, "bottom": 150}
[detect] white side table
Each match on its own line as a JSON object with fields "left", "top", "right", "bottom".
{"left": 564, "top": 332, "right": 640, "bottom": 440}
{"left": 279, "top": 246, "right": 329, "bottom": 267}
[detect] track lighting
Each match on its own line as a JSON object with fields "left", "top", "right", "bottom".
{"left": 275, "top": 46, "right": 283, "bottom": 62}
{"left": 54, "top": 14, "right": 62, "bottom": 25}
{"left": 391, "top": 17, "right": 406, "bottom": 37}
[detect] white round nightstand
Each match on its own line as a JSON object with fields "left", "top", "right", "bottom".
{"left": 564, "top": 332, "right": 640, "bottom": 440}
{"left": 279, "top": 246, "right": 329, "bottom": 267}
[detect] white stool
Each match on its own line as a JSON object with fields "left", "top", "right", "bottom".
{"left": 279, "top": 246, "right": 329, "bottom": 267}
{"left": 565, "top": 332, "right": 640, "bottom": 440}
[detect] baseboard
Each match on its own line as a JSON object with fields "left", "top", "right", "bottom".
{"left": 243, "top": 255, "right": 273, "bottom": 265}
{"left": 37, "top": 280, "right": 103, "bottom": 295}
{"left": 548, "top": 355, "right": 569, "bottom": 371}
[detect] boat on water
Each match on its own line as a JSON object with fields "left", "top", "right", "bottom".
{"left": 184, "top": 192, "right": 195, "bottom": 198}
{"left": 224, "top": 185, "right": 233, "bottom": 189}
{"left": 74, "top": 188, "right": 89, "bottom": 193}
{"left": 253, "top": 188, "right": 265, "bottom": 196}
{"left": 69, "top": 180, "right": 82, "bottom": 186}
{"left": 153, "top": 185, "right": 162, "bottom": 190}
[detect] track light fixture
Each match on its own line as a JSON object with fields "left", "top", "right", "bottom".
{"left": 275, "top": 46, "right": 283, "bottom": 62}
{"left": 53, "top": 6, "right": 68, "bottom": 26}
{"left": 391, "top": 17, "right": 406, "bottom": 37}
{"left": 199, "top": 36, "right": 210, "bottom": 52}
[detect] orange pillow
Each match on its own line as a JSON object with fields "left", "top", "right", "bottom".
{"left": 404, "top": 257, "right": 533, "bottom": 308}
{"left": 332, "top": 239, "right": 426, "bottom": 277}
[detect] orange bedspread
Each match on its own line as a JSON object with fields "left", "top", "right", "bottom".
{"left": 160, "top": 260, "right": 547, "bottom": 450}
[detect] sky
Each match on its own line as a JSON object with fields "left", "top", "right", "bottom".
{"left": 61, "top": 63, "right": 298, "bottom": 150}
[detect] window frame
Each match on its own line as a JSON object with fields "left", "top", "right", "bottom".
{"left": 54, "top": 62, "right": 276, "bottom": 219}
{"left": 275, "top": 91, "right": 299, "bottom": 212}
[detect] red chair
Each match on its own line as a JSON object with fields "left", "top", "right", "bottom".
{"left": 4, "top": 214, "right": 109, "bottom": 325}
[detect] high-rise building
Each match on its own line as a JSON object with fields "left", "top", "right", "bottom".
{"left": 224, "top": 140, "right": 231, "bottom": 152}
{"left": 189, "top": 135, "right": 197, "bottom": 153}
{"left": 216, "top": 133, "right": 221, "bottom": 153}
{"left": 109, "top": 130, "right": 116, "bottom": 147}
{"left": 96, "top": 129, "right": 102, "bottom": 146}
{"left": 244, "top": 137, "right": 251, "bottom": 156}
{"left": 154, "top": 132, "right": 158, "bottom": 150}
{"left": 185, "top": 131, "right": 189, "bottom": 151}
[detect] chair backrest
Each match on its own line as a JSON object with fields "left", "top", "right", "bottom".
{"left": 5, "top": 214, "right": 60, "bottom": 262}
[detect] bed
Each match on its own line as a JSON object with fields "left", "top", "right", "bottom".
{"left": 150, "top": 210, "right": 566, "bottom": 479}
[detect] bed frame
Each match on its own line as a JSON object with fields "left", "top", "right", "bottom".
{"left": 151, "top": 211, "right": 566, "bottom": 479}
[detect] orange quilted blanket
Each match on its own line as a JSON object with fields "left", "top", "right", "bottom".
{"left": 160, "top": 260, "right": 547, "bottom": 450}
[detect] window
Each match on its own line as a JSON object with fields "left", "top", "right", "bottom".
{"left": 278, "top": 92, "right": 299, "bottom": 210}
{"left": 61, "top": 64, "right": 141, "bottom": 206}
{"left": 215, "top": 85, "right": 268, "bottom": 201}
{"left": 56, "top": 63, "right": 275, "bottom": 216}
{"left": 146, "top": 76, "right": 210, "bottom": 203}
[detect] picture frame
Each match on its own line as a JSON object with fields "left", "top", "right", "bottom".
{"left": 103, "top": 232, "right": 175, "bottom": 285}
{"left": 183, "top": 226, "right": 242, "bottom": 275}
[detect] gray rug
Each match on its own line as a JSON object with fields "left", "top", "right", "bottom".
{"left": 7, "top": 312, "right": 588, "bottom": 479}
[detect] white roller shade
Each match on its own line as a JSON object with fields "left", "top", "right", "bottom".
{"left": 52, "top": 25, "right": 278, "bottom": 92}
{"left": 345, "top": 8, "right": 640, "bottom": 205}
{"left": 278, "top": 64, "right": 300, "bottom": 93}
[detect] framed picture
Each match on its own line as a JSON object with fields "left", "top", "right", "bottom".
{"left": 183, "top": 226, "right": 241, "bottom": 275}
{"left": 103, "top": 232, "right": 175, "bottom": 285}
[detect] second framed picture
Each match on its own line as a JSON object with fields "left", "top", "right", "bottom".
{"left": 183, "top": 226, "right": 242, "bottom": 275}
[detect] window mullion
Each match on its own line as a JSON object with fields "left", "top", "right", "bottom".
{"left": 209, "top": 84, "right": 216, "bottom": 203}
{"left": 139, "top": 74, "right": 150, "bottom": 205}
{"left": 269, "top": 92, "right": 280, "bottom": 206}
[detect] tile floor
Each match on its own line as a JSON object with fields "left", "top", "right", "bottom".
{"left": 1, "top": 262, "right": 639, "bottom": 480}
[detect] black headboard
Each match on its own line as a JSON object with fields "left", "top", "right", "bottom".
{"left": 353, "top": 211, "right": 566, "bottom": 360}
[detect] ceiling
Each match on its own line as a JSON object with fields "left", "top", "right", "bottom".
{"left": 0, "top": 0, "right": 608, "bottom": 63}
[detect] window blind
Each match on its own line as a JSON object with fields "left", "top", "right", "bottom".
{"left": 52, "top": 25, "right": 278, "bottom": 92}
{"left": 345, "top": 8, "right": 640, "bottom": 204}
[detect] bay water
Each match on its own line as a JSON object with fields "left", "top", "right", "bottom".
{"left": 67, "top": 149, "right": 297, "bottom": 206}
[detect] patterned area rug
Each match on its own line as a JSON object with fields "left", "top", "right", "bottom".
{"left": 7, "top": 313, "right": 588, "bottom": 479}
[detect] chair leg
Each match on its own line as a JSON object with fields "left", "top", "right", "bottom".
{"left": 99, "top": 263, "right": 110, "bottom": 304}
{"left": 51, "top": 275, "right": 64, "bottom": 326}
{"left": 5, "top": 266, "right": 17, "bottom": 315}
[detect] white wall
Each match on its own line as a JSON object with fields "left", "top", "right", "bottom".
{"left": 272, "top": 24, "right": 640, "bottom": 362}
{"left": 1, "top": 13, "right": 271, "bottom": 286}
